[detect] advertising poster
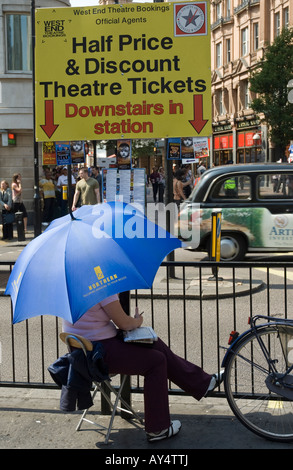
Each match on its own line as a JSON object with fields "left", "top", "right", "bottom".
{"left": 181, "top": 137, "right": 195, "bottom": 164}
{"left": 70, "top": 141, "right": 85, "bottom": 164}
{"left": 167, "top": 138, "right": 181, "bottom": 159}
{"left": 102, "top": 168, "right": 145, "bottom": 206}
{"left": 56, "top": 141, "right": 71, "bottom": 166}
{"left": 194, "top": 136, "right": 209, "bottom": 158}
{"left": 42, "top": 141, "right": 56, "bottom": 165}
{"left": 117, "top": 139, "right": 132, "bottom": 169}
{"left": 35, "top": 3, "right": 211, "bottom": 141}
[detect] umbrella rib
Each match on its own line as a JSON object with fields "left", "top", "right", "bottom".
{"left": 63, "top": 221, "right": 76, "bottom": 318}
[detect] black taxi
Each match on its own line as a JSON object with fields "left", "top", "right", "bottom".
{"left": 179, "top": 163, "right": 293, "bottom": 260}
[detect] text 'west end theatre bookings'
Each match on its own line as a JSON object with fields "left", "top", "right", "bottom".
{"left": 35, "top": 2, "right": 212, "bottom": 142}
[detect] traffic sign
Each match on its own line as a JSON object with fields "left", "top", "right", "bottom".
{"left": 35, "top": 2, "right": 211, "bottom": 141}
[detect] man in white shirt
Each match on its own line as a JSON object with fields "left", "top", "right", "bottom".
{"left": 57, "top": 167, "right": 76, "bottom": 216}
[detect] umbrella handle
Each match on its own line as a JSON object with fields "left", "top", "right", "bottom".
{"left": 69, "top": 208, "right": 76, "bottom": 220}
{"left": 67, "top": 164, "right": 76, "bottom": 221}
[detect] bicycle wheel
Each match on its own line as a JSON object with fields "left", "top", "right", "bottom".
{"left": 224, "top": 325, "right": 293, "bottom": 442}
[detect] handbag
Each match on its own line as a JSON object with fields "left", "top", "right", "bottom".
{"left": 3, "top": 211, "right": 15, "bottom": 224}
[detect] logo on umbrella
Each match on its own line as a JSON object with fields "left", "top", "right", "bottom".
{"left": 94, "top": 266, "right": 104, "bottom": 280}
{"left": 87, "top": 268, "right": 121, "bottom": 295}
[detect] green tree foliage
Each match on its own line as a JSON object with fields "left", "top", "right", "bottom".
{"left": 249, "top": 27, "right": 293, "bottom": 160}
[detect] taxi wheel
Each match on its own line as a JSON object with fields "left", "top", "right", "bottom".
{"left": 219, "top": 233, "right": 247, "bottom": 261}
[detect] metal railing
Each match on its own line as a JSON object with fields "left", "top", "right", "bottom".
{"left": 1, "top": 260, "right": 293, "bottom": 400}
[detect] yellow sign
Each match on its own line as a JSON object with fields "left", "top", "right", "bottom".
{"left": 35, "top": 2, "right": 211, "bottom": 141}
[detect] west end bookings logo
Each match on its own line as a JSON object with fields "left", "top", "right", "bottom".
{"left": 174, "top": 2, "right": 207, "bottom": 37}
{"left": 42, "top": 17, "right": 67, "bottom": 38}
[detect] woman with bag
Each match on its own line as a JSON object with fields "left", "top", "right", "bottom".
{"left": 0, "top": 180, "right": 13, "bottom": 240}
{"left": 173, "top": 169, "right": 192, "bottom": 207}
{"left": 62, "top": 295, "right": 223, "bottom": 443}
{"left": 12, "top": 173, "right": 28, "bottom": 233}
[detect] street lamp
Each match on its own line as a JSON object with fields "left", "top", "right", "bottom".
{"left": 253, "top": 132, "right": 261, "bottom": 162}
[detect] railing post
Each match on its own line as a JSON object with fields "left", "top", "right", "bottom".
{"left": 208, "top": 210, "right": 223, "bottom": 281}
{"left": 119, "top": 291, "right": 132, "bottom": 419}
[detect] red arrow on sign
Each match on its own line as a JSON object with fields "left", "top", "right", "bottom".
{"left": 40, "top": 100, "right": 59, "bottom": 139}
{"left": 189, "top": 95, "right": 208, "bottom": 134}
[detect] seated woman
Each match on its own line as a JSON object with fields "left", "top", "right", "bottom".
{"left": 62, "top": 295, "right": 223, "bottom": 443}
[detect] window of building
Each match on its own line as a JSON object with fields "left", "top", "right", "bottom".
{"left": 274, "top": 12, "right": 280, "bottom": 37}
{"left": 241, "top": 27, "right": 249, "bottom": 56}
{"left": 216, "top": 42, "right": 222, "bottom": 68}
{"left": 226, "top": 0, "right": 231, "bottom": 18}
{"left": 216, "top": 2, "right": 222, "bottom": 20}
{"left": 226, "top": 38, "right": 231, "bottom": 63}
{"left": 253, "top": 23, "right": 259, "bottom": 50}
{"left": 244, "top": 81, "right": 250, "bottom": 109}
{"left": 219, "top": 89, "right": 225, "bottom": 115}
{"left": 6, "top": 14, "right": 32, "bottom": 72}
{"left": 284, "top": 8, "right": 289, "bottom": 29}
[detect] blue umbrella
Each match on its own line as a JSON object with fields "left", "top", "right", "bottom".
{"left": 6, "top": 202, "right": 182, "bottom": 324}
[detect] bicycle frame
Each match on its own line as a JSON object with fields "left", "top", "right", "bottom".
{"left": 221, "top": 315, "right": 293, "bottom": 381}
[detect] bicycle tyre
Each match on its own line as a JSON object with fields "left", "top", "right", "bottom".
{"left": 224, "top": 325, "right": 293, "bottom": 443}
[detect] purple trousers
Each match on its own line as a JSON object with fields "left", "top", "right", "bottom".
{"left": 100, "top": 336, "right": 212, "bottom": 433}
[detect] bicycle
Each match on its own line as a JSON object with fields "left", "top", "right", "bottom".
{"left": 222, "top": 314, "right": 293, "bottom": 443}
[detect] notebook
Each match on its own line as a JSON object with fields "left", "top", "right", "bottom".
{"left": 123, "top": 326, "right": 158, "bottom": 344}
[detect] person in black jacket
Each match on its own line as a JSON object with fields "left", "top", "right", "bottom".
{"left": 0, "top": 180, "right": 13, "bottom": 240}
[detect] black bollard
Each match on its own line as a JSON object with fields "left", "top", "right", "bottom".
{"left": 15, "top": 211, "right": 25, "bottom": 241}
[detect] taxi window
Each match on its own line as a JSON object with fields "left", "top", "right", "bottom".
{"left": 257, "top": 174, "right": 293, "bottom": 199}
{"left": 210, "top": 175, "right": 251, "bottom": 199}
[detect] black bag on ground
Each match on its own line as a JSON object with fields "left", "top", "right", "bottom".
{"left": 3, "top": 211, "right": 15, "bottom": 224}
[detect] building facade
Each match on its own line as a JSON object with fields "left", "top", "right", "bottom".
{"left": 0, "top": 0, "right": 292, "bottom": 224}
{"left": 0, "top": 0, "right": 70, "bottom": 224}
{"left": 211, "top": 0, "right": 292, "bottom": 165}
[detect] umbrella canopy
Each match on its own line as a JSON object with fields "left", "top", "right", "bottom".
{"left": 6, "top": 202, "right": 182, "bottom": 324}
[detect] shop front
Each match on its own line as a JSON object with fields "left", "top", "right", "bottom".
{"left": 213, "top": 123, "right": 233, "bottom": 165}
{"left": 212, "top": 118, "right": 265, "bottom": 166}
{"left": 236, "top": 119, "right": 264, "bottom": 164}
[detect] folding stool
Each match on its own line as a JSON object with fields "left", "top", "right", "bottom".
{"left": 60, "top": 332, "right": 143, "bottom": 444}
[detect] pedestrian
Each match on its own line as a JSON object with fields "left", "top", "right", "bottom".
{"left": 197, "top": 162, "right": 206, "bottom": 177}
{"left": 173, "top": 169, "right": 191, "bottom": 207}
{"left": 0, "top": 180, "right": 14, "bottom": 240}
{"left": 158, "top": 167, "right": 165, "bottom": 203}
{"left": 90, "top": 166, "right": 102, "bottom": 202}
{"left": 150, "top": 167, "right": 160, "bottom": 202}
{"left": 57, "top": 167, "right": 76, "bottom": 216}
{"left": 72, "top": 167, "right": 100, "bottom": 211}
{"left": 182, "top": 166, "right": 193, "bottom": 199}
{"left": 62, "top": 294, "right": 223, "bottom": 442}
{"left": 39, "top": 169, "right": 56, "bottom": 226}
{"left": 11, "top": 173, "right": 28, "bottom": 232}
